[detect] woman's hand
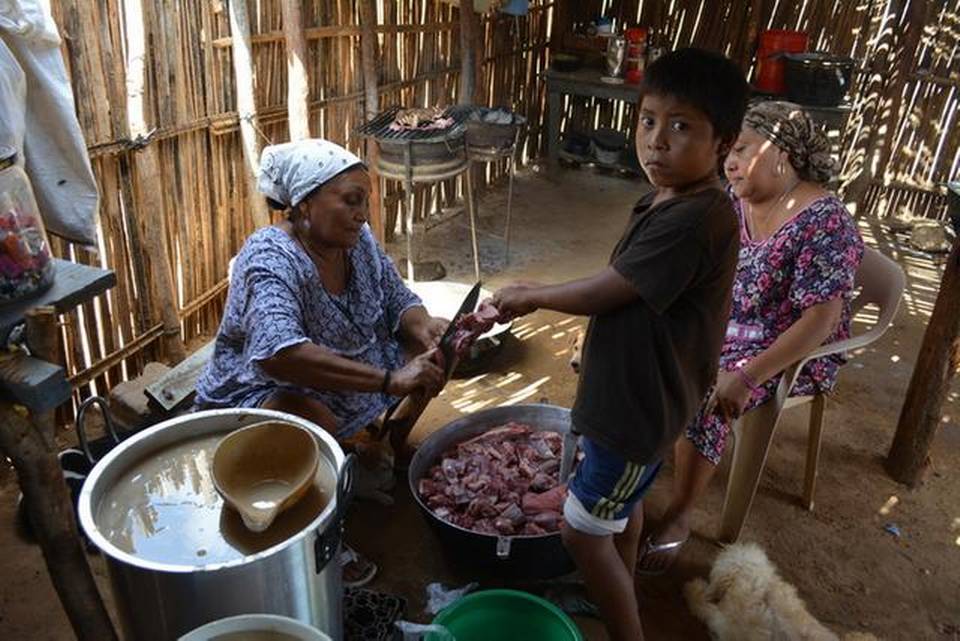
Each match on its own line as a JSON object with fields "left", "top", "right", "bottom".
{"left": 706, "top": 369, "right": 754, "bottom": 421}
{"left": 490, "top": 281, "right": 543, "bottom": 320}
{"left": 400, "top": 306, "right": 449, "bottom": 354}
{"left": 412, "top": 315, "right": 448, "bottom": 352}
{"left": 389, "top": 348, "right": 446, "bottom": 397}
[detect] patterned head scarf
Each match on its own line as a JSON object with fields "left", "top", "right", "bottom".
{"left": 258, "top": 139, "right": 365, "bottom": 209}
{"left": 743, "top": 101, "right": 838, "bottom": 185}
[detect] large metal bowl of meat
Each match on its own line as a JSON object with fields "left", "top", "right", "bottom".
{"left": 408, "top": 404, "right": 575, "bottom": 579}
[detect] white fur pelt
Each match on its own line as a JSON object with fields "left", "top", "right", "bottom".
{"left": 684, "top": 543, "right": 879, "bottom": 641}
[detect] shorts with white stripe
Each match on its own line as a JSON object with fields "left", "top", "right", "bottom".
{"left": 564, "top": 436, "right": 661, "bottom": 536}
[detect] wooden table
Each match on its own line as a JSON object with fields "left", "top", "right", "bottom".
{"left": 0, "top": 260, "right": 116, "bottom": 410}
{"left": 544, "top": 68, "right": 642, "bottom": 169}
{"left": 0, "top": 259, "right": 119, "bottom": 641}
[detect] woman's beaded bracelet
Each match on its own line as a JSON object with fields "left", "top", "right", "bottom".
{"left": 737, "top": 367, "right": 761, "bottom": 393}
{"left": 381, "top": 369, "right": 392, "bottom": 394}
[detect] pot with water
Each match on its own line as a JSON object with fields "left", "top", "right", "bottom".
{"left": 78, "top": 409, "right": 351, "bottom": 641}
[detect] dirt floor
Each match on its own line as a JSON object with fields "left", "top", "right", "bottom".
{"left": 1, "top": 166, "right": 958, "bottom": 640}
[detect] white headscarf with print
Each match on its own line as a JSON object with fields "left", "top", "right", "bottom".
{"left": 257, "top": 139, "right": 365, "bottom": 209}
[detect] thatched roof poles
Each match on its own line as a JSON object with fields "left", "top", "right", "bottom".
{"left": 124, "top": 0, "right": 186, "bottom": 363}
{"left": 229, "top": 0, "right": 270, "bottom": 228}
{"left": 459, "top": 0, "right": 479, "bottom": 104}
{"left": 360, "top": 0, "right": 385, "bottom": 242}
{"left": 281, "top": 0, "right": 311, "bottom": 140}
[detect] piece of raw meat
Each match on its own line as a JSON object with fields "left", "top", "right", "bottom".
{"left": 418, "top": 422, "right": 572, "bottom": 536}
{"left": 451, "top": 301, "right": 502, "bottom": 357}
{"left": 522, "top": 484, "right": 567, "bottom": 515}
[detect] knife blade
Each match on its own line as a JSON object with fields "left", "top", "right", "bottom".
{"left": 437, "top": 281, "right": 482, "bottom": 375}
{"left": 379, "top": 281, "right": 482, "bottom": 432}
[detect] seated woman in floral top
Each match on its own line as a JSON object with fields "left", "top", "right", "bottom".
{"left": 637, "top": 101, "right": 864, "bottom": 572}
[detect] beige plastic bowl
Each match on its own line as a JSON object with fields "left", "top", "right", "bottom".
{"left": 212, "top": 420, "right": 320, "bottom": 533}
{"left": 177, "top": 613, "right": 333, "bottom": 641}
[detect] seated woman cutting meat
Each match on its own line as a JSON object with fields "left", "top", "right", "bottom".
{"left": 195, "top": 138, "right": 448, "bottom": 585}
{"left": 636, "top": 101, "right": 864, "bottom": 573}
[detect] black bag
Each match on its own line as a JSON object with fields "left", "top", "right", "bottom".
{"left": 16, "top": 397, "right": 136, "bottom": 547}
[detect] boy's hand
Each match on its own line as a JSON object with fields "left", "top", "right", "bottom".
{"left": 491, "top": 282, "right": 543, "bottom": 320}
{"left": 706, "top": 370, "right": 753, "bottom": 421}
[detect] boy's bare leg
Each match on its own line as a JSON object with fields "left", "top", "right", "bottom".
{"left": 615, "top": 501, "right": 645, "bottom": 573}
{"left": 563, "top": 522, "right": 645, "bottom": 641}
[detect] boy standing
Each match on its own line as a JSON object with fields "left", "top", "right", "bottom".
{"left": 492, "top": 48, "right": 748, "bottom": 640}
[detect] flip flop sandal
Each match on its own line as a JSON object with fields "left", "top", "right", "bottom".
{"left": 635, "top": 534, "right": 689, "bottom": 576}
{"left": 340, "top": 544, "right": 379, "bottom": 589}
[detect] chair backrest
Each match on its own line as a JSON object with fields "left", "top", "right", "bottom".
{"left": 848, "top": 245, "right": 906, "bottom": 343}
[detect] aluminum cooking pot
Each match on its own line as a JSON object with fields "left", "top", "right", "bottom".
{"left": 408, "top": 404, "right": 575, "bottom": 579}
{"left": 78, "top": 409, "right": 353, "bottom": 641}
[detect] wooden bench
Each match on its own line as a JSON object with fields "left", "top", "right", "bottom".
{"left": 144, "top": 339, "right": 215, "bottom": 413}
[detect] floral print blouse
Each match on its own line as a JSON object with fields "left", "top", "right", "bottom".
{"left": 721, "top": 193, "right": 864, "bottom": 391}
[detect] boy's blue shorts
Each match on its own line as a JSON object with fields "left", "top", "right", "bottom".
{"left": 564, "top": 436, "right": 661, "bottom": 536}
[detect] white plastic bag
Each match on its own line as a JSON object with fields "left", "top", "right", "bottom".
{"left": 426, "top": 582, "right": 478, "bottom": 615}
{"left": 0, "top": 0, "right": 99, "bottom": 246}
{"left": 0, "top": 38, "right": 25, "bottom": 154}
{"left": 394, "top": 621, "right": 456, "bottom": 640}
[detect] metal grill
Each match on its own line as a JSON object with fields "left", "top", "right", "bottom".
{"left": 357, "top": 105, "right": 482, "bottom": 284}
{"left": 356, "top": 105, "right": 473, "bottom": 143}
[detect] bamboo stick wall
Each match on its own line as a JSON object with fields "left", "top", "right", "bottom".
{"left": 553, "top": 0, "right": 959, "bottom": 222}
{"left": 45, "top": 0, "right": 553, "bottom": 414}
{"left": 854, "top": 1, "right": 960, "bottom": 220}
{"left": 39, "top": 0, "right": 958, "bottom": 414}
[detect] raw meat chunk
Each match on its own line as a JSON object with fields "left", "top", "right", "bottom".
{"left": 418, "top": 422, "right": 571, "bottom": 536}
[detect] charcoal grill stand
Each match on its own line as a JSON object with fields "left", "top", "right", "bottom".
{"left": 466, "top": 125, "right": 521, "bottom": 264}
{"left": 377, "top": 141, "right": 481, "bottom": 283}
{"left": 359, "top": 105, "right": 482, "bottom": 283}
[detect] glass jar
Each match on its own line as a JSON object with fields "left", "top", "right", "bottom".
{"left": 0, "top": 145, "right": 56, "bottom": 303}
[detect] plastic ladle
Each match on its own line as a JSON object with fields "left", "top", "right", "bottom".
{"left": 212, "top": 420, "right": 320, "bottom": 533}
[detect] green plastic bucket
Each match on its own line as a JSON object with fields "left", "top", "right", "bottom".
{"left": 427, "top": 589, "right": 583, "bottom": 641}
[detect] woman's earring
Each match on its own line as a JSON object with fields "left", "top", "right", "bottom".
{"left": 777, "top": 161, "right": 785, "bottom": 176}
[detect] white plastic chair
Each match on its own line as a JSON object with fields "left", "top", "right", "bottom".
{"left": 717, "top": 246, "right": 906, "bottom": 543}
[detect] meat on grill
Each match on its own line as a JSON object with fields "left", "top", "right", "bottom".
{"left": 418, "top": 423, "right": 568, "bottom": 536}
{"left": 391, "top": 107, "right": 453, "bottom": 131}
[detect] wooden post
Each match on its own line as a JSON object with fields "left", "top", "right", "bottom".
{"left": 459, "top": 0, "right": 478, "bottom": 105}
{"left": 124, "top": 0, "right": 186, "bottom": 363}
{"left": 359, "top": 0, "right": 384, "bottom": 243}
{"left": 0, "top": 404, "right": 119, "bottom": 641}
{"left": 743, "top": 0, "right": 764, "bottom": 70}
{"left": 228, "top": 0, "right": 270, "bottom": 229}
{"left": 886, "top": 190, "right": 960, "bottom": 485}
{"left": 0, "top": 307, "right": 120, "bottom": 640}
{"left": 281, "top": 0, "right": 311, "bottom": 140}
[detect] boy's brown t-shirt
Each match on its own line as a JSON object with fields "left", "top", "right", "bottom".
{"left": 571, "top": 187, "right": 739, "bottom": 464}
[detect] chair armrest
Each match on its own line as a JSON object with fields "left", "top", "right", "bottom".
{"left": 770, "top": 322, "right": 893, "bottom": 404}
{"left": 804, "top": 324, "right": 891, "bottom": 361}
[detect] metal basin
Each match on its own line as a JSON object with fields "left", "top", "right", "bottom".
{"left": 408, "top": 404, "right": 575, "bottom": 579}
{"left": 78, "top": 409, "right": 351, "bottom": 641}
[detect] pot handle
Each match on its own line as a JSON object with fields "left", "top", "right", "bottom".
{"left": 76, "top": 396, "right": 122, "bottom": 465}
{"left": 314, "top": 453, "right": 357, "bottom": 573}
{"left": 496, "top": 536, "right": 512, "bottom": 559}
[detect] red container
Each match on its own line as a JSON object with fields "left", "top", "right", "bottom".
{"left": 624, "top": 27, "right": 648, "bottom": 84}
{"left": 755, "top": 29, "right": 808, "bottom": 94}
